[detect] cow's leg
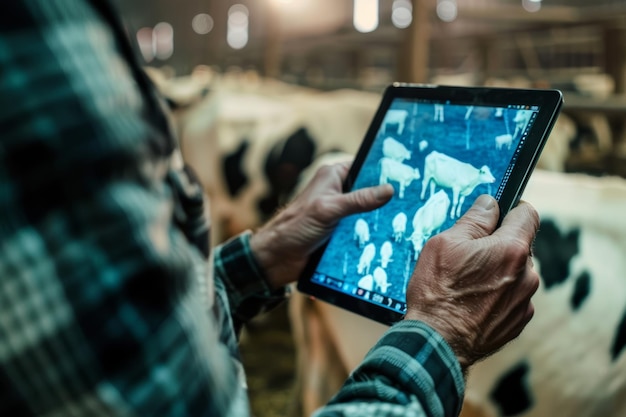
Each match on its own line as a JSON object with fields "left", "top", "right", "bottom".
{"left": 429, "top": 181, "right": 436, "bottom": 199}
{"left": 420, "top": 178, "right": 429, "bottom": 200}
{"left": 460, "top": 399, "right": 492, "bottom": 417}
{"left": 413, "top": 238, "right": 423, "bottom": 260}
{"left": 457, "top": 195, "right": 466, "bottom": 217}
{"left": 451, "top": 190, "right": 460, "bottom": 219}
{"left": 289, "top": 293, "right": 349, "bottom": 417}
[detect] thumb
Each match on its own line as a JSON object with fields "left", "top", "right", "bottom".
{"left": 451, "top": 194, "right": 500, "bottom": 239}
{"left": 337, "top": 183, "right": 394, "bottom": 217}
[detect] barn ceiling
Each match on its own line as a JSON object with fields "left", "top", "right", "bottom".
{"left": 112, "top": 0, "right": 626, "bottom": 79}
{"left": 115, "top": 0, "right": 626, "bottom": 36}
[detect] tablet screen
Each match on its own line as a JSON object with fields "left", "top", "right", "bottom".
{"left": 309, "top": 98, "right": 540, "bottom": 316}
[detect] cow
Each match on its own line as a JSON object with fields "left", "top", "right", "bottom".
{"left": 357, "top": 243, "right": 376, "bottom": 275}
{"left": 373, "top": 266, "right": 391, "bottom": 294}
{"left": 357, "top": 274, "right": 374, "bottom": 291}
{"left": 382, "top": 109, "right": 409, "bottom": 135}
{"left": 379, "top": 241, "right": 393, "bottom": 268}
{"left": 434, "top": 103, "right": 445, "bottom": 122}
{"left": 536, "top": 113, "right": 577, "bottom": 172}
{"left": 288, "top": 168, "right": 626, "bottom": 417}
{"left": 420, "top": 151, "right": 495, "bottom": 219}
{"left": 379, "top": 157, "right": 421, "bottom": 199}
{"left": 391, "top": 212, "right": 407, "bottom": 243}
{"left": 172, "top": 78, "right": 380, "bottom": 244}
{"left": 407, "top": 190, "right": 451, "bottom": 260}
{"left": 353, "top": 218, "right": 370, "bottom": 248}
{"left": 382, "top": 137, "right": 411, "bottom": 162}
{"left": 461, "top": 169, "right": 626, "bottom": 417}
{"left": 513, "top": 110, "right": 532, "bottom": 139}
{"left": 495, "top": 133, "right": 514, "bottom": 150}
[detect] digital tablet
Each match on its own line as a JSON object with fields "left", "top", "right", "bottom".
{"left": 297, "top": 83, "right": 563, "bottom": 325}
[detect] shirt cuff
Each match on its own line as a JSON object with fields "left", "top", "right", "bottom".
{"left": 213, "top": 230, "right": 289, "bottom": 323}
{"left": 363, "top": 320, "right": 465, "bottom": 416}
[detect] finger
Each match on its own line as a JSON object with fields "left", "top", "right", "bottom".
{"left": 326, "top": 160, "right": 353, "bottom": 180}
{"left": 300, "top": 162, "right": 350, "bottom": 200}
{"left": 493, "top": 200, "right": 539, "bottom": 245}
{"left": 450, "top": 195, "right": 500, "bottom": 239}
{"left": 336, "top": 184, "right": 394, "bottom": 217}
{"left": 317, "top": 161, "right": 351, "bottom": 185}
{"left": 336, "top": 160, "right": 353, "bottom": 176}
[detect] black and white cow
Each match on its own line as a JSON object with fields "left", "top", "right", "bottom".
{"left": 288, "top": 161, "right": 626, "bottom": 417}
{"left": 463, "top": 169, "right": 626, "bottom": 417}
{"left": 172, "top": 79, "right": 380, "bottom": 244}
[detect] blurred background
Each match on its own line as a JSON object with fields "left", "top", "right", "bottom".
{"left": 110, "top": 1, "right": 626, "bottom": 417}
{"left": 116, "top": 0, "right": 626, "bottom": 93}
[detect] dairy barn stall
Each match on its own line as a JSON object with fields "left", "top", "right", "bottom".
{"left": 113, "top": 0, "right": 626, "bottom": 416}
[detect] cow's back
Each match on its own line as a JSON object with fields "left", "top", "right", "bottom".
{"left": 464, "top": 169, "right": 626, "bottom": 417}
{"left": 425, "top": 151, "right": 471, "bottom": 187}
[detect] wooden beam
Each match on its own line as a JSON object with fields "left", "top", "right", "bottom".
{"left": 397, "top": 0, "right": 430, "bottom": 83}
{"left": 456, "top": 5, "right": 581, "bottom": 24}
{"left": 603, "top": 26, "right": 626, "bottom": 94}
{"left": 456, "top": 4, "right": 626, "bottom": 25}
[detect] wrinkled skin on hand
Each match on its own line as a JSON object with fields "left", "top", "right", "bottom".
{"left": 404, "top": 195, "right": 540, "bottom": 372}
{"left": 250, "top": 162, "right": 394, "bottom": 290}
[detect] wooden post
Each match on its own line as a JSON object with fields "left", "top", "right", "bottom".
{"left": 264, "top": 4, "right": 282, "bottom": 79}
{"left": 603, "top": 24, "right": 626, "bottom": 157}
{"left": 603, "top": 25, "right": 626, "bottom": 95}
{"left": 397, "top": 0, "right": 431, "bottom": 83}
{"left": 476, "top": 35, "right": 495, "bottom": 85}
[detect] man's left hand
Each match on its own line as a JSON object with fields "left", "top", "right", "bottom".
{"left": 250, "top": 161, "right": 394, "bottom": 290}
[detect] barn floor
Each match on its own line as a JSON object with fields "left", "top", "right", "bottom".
{"left": 240, "top": 302, "right": 299, "bottom": 417}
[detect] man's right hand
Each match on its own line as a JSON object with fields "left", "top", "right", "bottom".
{"left": 404, "top": 195, "right": 540, "bottom": 372}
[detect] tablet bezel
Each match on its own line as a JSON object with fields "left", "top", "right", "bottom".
{"left": 297, "top": 83, "right": 563, "bottom": 325}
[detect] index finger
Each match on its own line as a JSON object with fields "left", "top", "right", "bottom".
{"left": 493, "top": 200, "right": 540, "bottom": 244}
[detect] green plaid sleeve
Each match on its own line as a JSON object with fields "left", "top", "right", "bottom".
{"left": 213, "top": 231, "right": 290, "bottom": 330}
{"left": 314, "top": 321, "right": 465, "bottom": 417}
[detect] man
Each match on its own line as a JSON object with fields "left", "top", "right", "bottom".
{"left": 0, "top": 1, "right": 539, "bottom": 416}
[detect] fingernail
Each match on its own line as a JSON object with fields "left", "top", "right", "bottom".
{"left": 476, "top": 195, "right": 496, "bottom": 210}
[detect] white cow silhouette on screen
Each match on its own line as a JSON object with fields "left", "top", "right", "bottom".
{"left": 379, "top": 157, "right": 420, "bottom": 199}
{"left": 382, "top": 137, "right": 411, "bottom": 162}
{"left": 382, "top": 109, "right": 409, "bottom": 135}
{"left": 420, "top": 151, "right": 495, "bottom": 218}
{"left": 407, "top": 190, "right": 451, "bottom": 260}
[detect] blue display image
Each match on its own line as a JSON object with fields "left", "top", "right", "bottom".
{"left": 313, "top": 98, "right": 537, "bottom": 314}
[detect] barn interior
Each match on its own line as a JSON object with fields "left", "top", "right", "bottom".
{"left": 118, "top": 0, "right": 626, "bottom": 176}
{"left": 112, "top": 1, "right": 626, "bottom": 416}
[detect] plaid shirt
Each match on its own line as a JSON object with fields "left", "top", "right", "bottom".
{"left": 0, "top": 1, "right": 464, "bottom": 416}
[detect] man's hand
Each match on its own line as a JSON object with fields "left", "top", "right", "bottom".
{"left": 404, "top": 195, "right": 540, "bottom": 372}
{"left": 250, "top": 161, "right": 394, "bottom": 290}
